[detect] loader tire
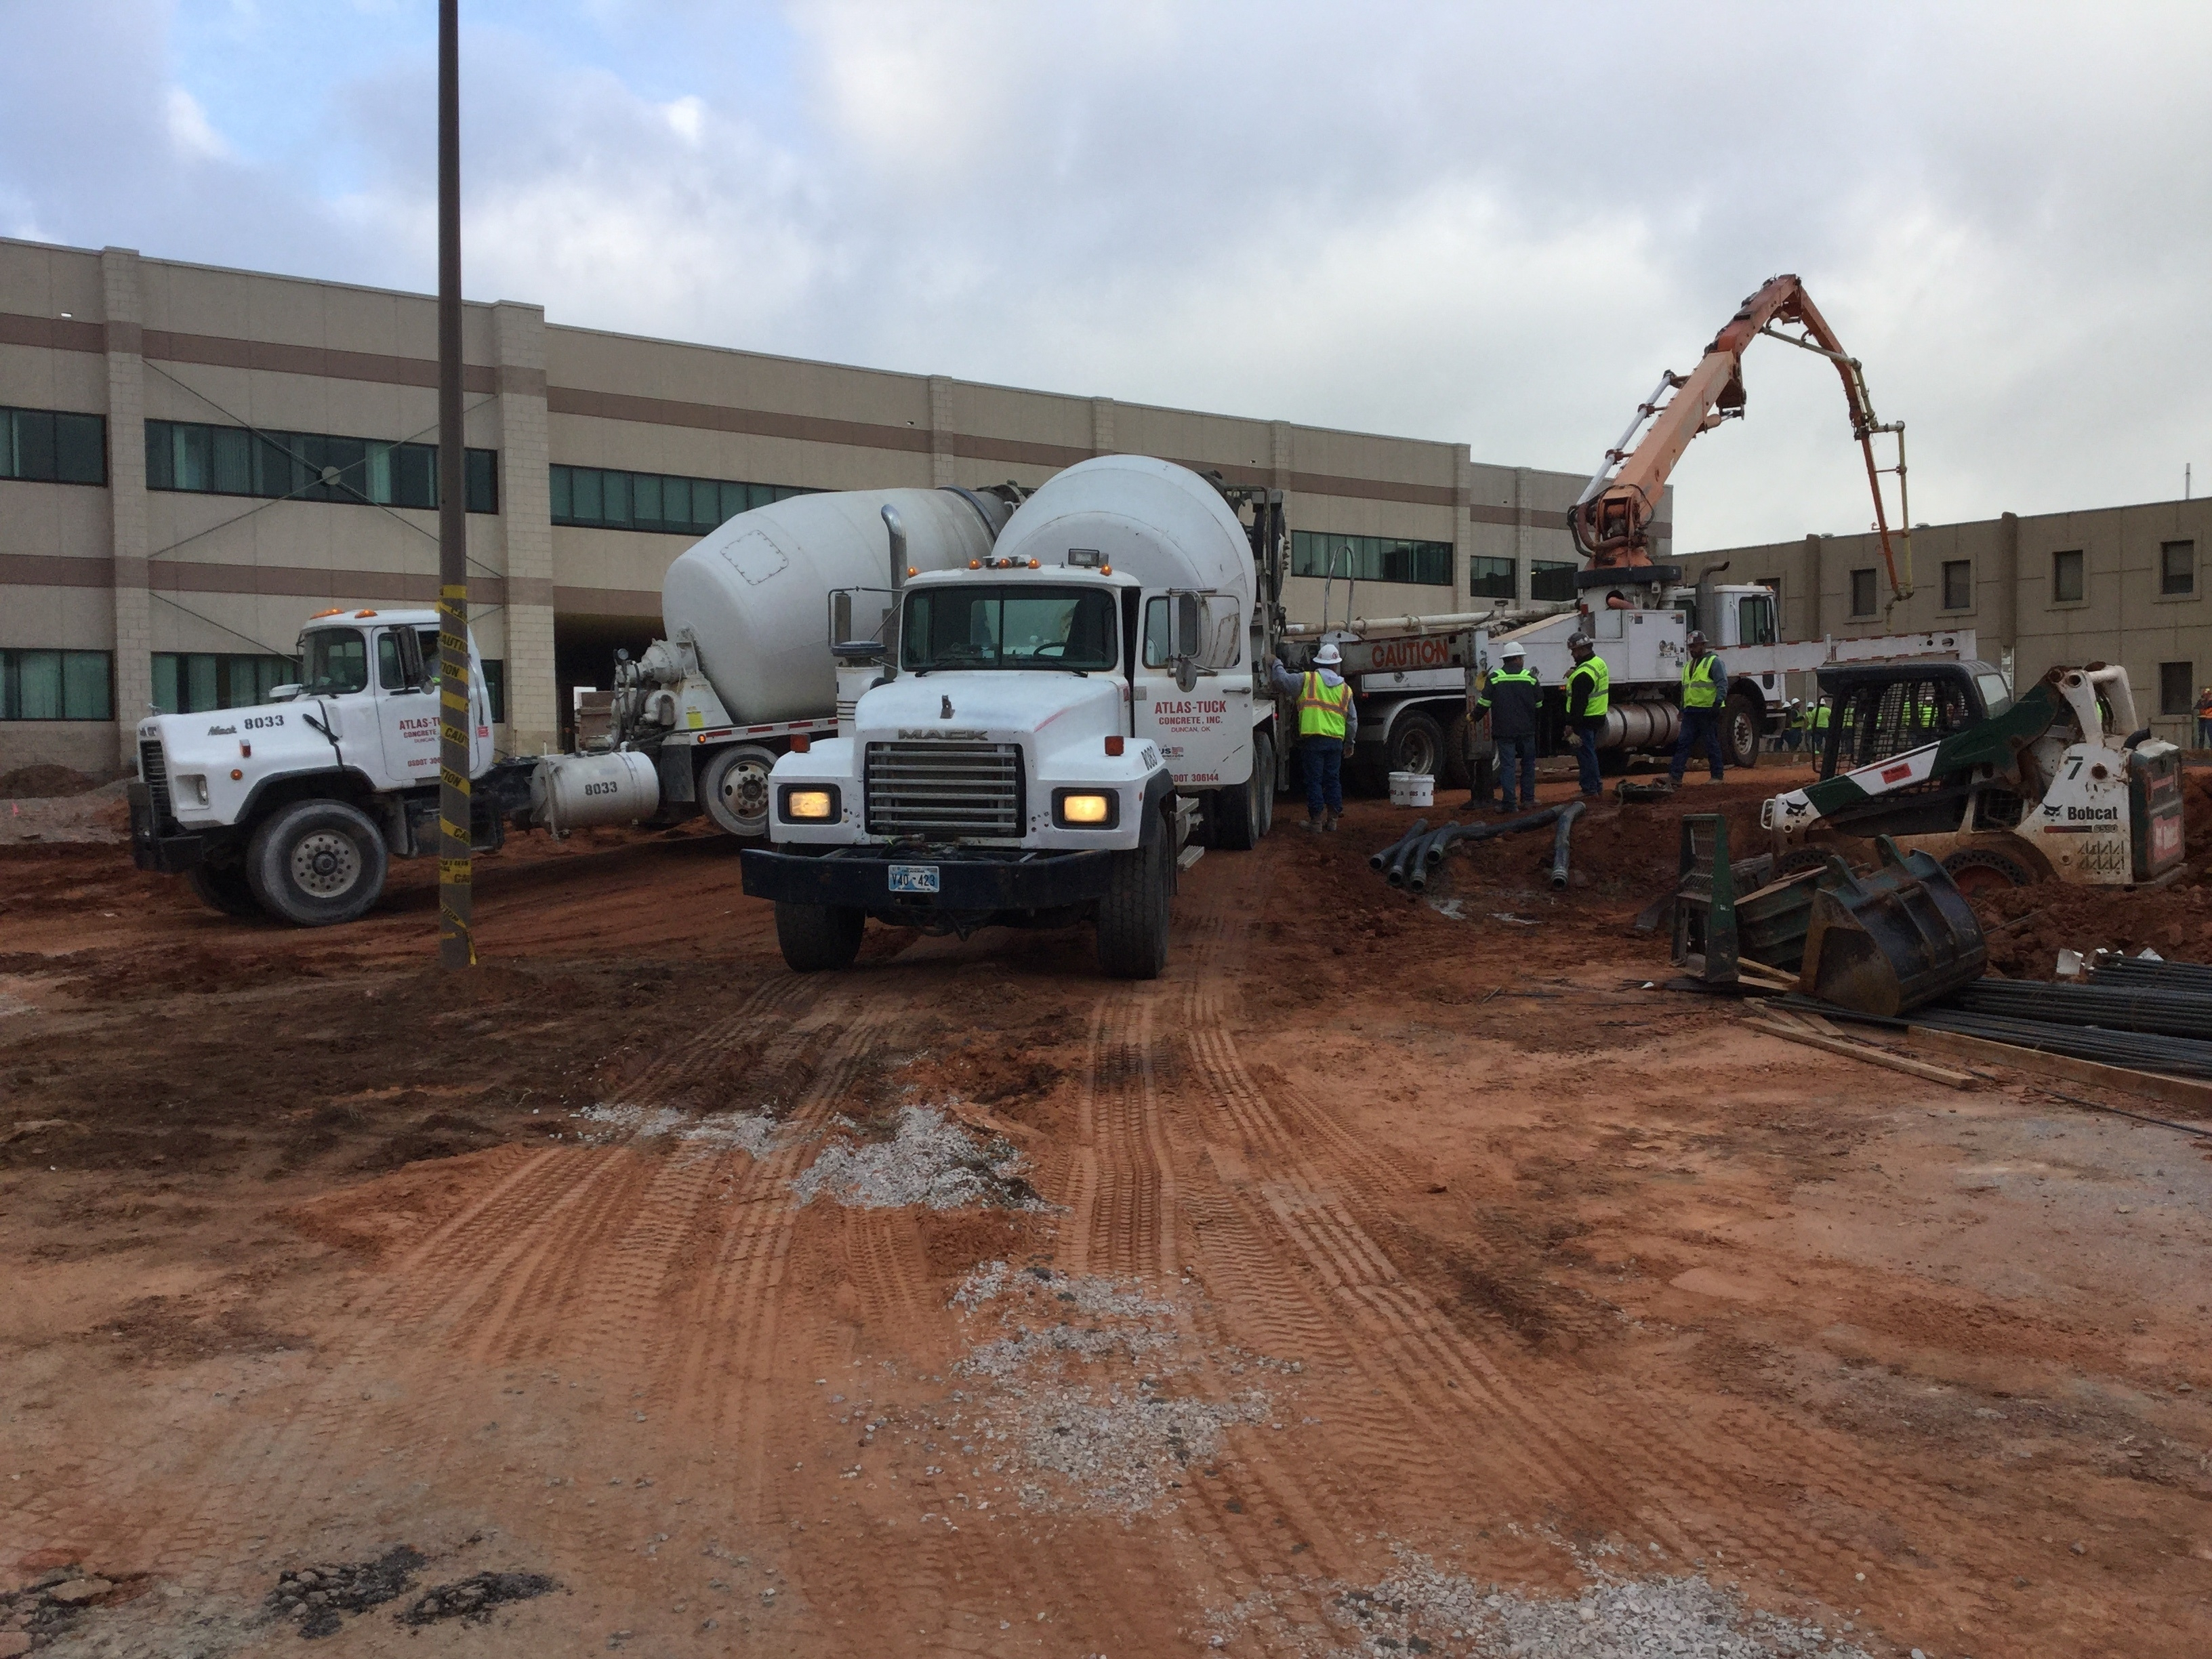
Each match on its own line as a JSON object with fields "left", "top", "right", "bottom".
{"left": 1940, "top": 847, "right": 2035, "bottom": 898}
{"left": 245, "top": 799, "right": 388, "bottom": 927}
{"left": 187, "top": 859, "right": 264, "bottom": 919}
{"left": 773, "top": 902, "right": 865, "bottom": 972}
{"left": 1723, "top": 689, "right": 1764, "bottom": 771}
{"left": 1096, "top": 823, "right": 1171, "bottom": 979}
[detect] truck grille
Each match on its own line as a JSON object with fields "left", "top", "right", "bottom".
{"left": 139, "top": 739, "right": 176, "bottom": 830}
{"left": 865, "top": 741, "right": 1023, "bottom": 838}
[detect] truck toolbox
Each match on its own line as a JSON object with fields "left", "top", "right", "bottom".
{"left": 739, "top": 845, "right": 1116, "bottom": 912}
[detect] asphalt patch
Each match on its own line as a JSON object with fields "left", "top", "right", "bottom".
{"left": 395, "top": 1571, "right": 558, "bottom": 1626}
{"left": 266, "top": 1546, "right": 426, "bottom": 1639}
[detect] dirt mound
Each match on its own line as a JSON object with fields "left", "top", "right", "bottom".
{"left": 1974, "top": 878, "right": 2212, "bottom": 979}
{"left": 0, "top": 763, "right": 108, "bottom": 799}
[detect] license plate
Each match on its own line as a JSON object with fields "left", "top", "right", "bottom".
{"left": 888, "top": 863, "right": 940, "bottom": 895}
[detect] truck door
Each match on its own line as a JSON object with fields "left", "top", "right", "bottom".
{"left": 376, "top": 626, "right": 442, "bottom": 785}
{"left": 415, "top": 624, "right": 496, "bottom": 777}
{"left": 1134, "top": 590, "right": 1251, "bottom": 790}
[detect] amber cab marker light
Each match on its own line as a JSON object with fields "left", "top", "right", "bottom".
{"left": 1104, "top": 735, "right": 1125, "bottom": 756}
{"left": 354, "top": 609, "right": 377, "bottom": 618}
{"left": 230, "top": 769, "right": 243, "bottom": 780}
{"left": 790, "top": 733, "right": 811, "bottom": 754}
{"left": 310, "top": 607, "right": 344, "bottom": 619}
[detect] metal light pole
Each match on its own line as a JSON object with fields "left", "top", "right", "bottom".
{"left": 436, "top": 0, "right": 474, "bottom": 968}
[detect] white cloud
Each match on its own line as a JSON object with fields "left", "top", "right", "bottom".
{"left": 164, "top": 85, "right": 232, "bottom": 161}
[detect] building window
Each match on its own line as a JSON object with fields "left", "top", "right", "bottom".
{"left": 480, "top": 659, "right": 506, "bottom": 724}
{"left": 0, "top": 406, "right": 107, "bottom": 485}
{"left": 1469, "top": 556, "right": 1516, "bottom": 600}
{"left": 2161, "top": 540, "right": 2195, "bottom": 596}
{"left": 1286, "top": 531, "right": 1452, "bottom": 588}
{"left": 1, "top": 649, "right": 113, "bottom": 720}
{"left": 2052, "top": 548, "right": 2085, "bottom": 604}
{"left": 150, "top": 652, "right": 298, "bottom": 715}
{"left": 1849, "top": 567, "right": 1877, "bottom": 617}
{"left": 2160, "top": 661, "right": 2194, "bottom": 717}
{"left": 1940, "top": 558, "right": 1972, "bottom": 611}
{"left": 1530, "top": 560, "right": 1578, "bottom": 603}
{"left": 145, "top": 419, "right": 497, "bottom": 513}
{"left": 550, "top": 464, "right": 811, "bottom": 535}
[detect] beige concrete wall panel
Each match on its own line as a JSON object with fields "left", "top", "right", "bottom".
{"left": 0, "top": 583, "right": 70, "bottom": 647}
{"left": 547, "top": 326, "right": 931, "bottom": 427}
{"left": 1286, "top": 426, "right": 1456, "bottom": 495}
{"left": 956, "top": 382, "right": 1094, "bottom": 451}
{"left": 0, "top": 480, "right": 110, "bottom": 558}
{"left": 0, "top": 239, "right": 104, "bottom": 320}
{"left": 548, "top": 527, "right": 685, "bottom": 602}
{"left": 0, "top": 341, "right": 110, "bottom": 411}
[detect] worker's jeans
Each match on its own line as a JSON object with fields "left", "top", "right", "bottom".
{"left": 2200, "top": 717, "right": 2212, "bottom": 749}
{"left": 1670, "top": 708, "right": 1725, "bottom": 782}
{"left": 1574, "top": 719, "right": 1605, "bottom": 796}
{"left": 1495, "top": 735, "right": 1537, "bottom": 809}
{"left": 1300, "top": 737, "right": 1344, "bottom": 817}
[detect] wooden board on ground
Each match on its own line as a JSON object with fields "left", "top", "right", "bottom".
{"left": 1904, "top": 1025, "right": 2212, "bottom": 1115}
{"left": 1744, "top": 1014, "right": 1979, "bottom": 1090}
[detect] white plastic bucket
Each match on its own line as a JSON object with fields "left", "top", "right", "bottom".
{"left": 1389, "top": 771, "right": 1434, "bottom": 808}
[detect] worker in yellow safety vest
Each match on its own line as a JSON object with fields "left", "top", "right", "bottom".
{"left": 1562, "top": 634, "right": 1610, "bottom": 800}
{"left": 1667, "top": 631, "right": 1727, "bottom": 785}
{"left": 1269, "top": 640, "right": 1359, "bottom": 832}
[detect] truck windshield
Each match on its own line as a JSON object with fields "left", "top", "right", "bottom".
{"left": 298, "top": 628, "right": 369, "bottom": 695}
{"left": 901, "top": 586, "right": 1118, "bottom": 672}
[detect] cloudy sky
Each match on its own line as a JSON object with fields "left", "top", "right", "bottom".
{"left": 3, "top": 1, "right": 2206, "bottom": 551}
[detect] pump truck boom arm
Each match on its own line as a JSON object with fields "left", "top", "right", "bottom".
{"left": 1568, "top": 273, "right": 1912, "bottom": 600}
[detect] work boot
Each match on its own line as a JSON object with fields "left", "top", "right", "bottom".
{"left": 1323, "top": 813, "right": 1340, "bottom": 832}
{"left": 1303, "top": 816, "right": 1322, "bottom": 834}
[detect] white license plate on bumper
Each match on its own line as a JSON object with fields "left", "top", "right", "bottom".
{"left": 888, "top": 863, "right": 940, "bottom": 894}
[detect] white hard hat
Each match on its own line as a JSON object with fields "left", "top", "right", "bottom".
{"left": 1314, "top": 642, "right": 1343, "bottom": 666}
{"left": 1501, "top": 642, "right": 1525, "bottom": 659}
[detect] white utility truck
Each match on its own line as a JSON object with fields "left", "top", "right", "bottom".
{"left": 741, "top": 455, "right": 1287, "bottom": 979}
{"left": 127, "top": 485, "right": 1015, "bottom": 924}
{"left": 1295, "top": 567, "right": 1975, "bottom": 788}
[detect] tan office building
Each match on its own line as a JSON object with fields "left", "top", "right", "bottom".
{"left": 1676, "top": 501, "right": 2212, "bottom": 745}
{"left": 0, "top": 237, "right": 1635, "bottom": 777}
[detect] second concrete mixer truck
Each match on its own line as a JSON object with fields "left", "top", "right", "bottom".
{"left": 126, "top": 485, "right": 1014, "bottom": 924}
{"left": 741, "top": 455, "right": 1288, "bottom": 979}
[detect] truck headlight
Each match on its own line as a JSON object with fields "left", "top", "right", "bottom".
{"left": 178, "top": 774, "right": 209, "bottom": 806}
{"left": 780, "top": 785, "right": 838, "bottom": 821}
{"left": 1052, "top": 790, "right": 1118, "bottom": 829}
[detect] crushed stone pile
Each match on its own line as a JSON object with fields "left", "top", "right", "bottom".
{"left": 575, "top": 1103, "right": 779, "bottom": 1156}
{"left": 794, "top": 1105, "right": 1040, "bottom": 1210}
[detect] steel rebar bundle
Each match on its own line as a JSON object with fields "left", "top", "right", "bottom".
{"left": 1907, "top": 1009, "right": 2212, "bottom": 1080}
{"left": 1948, "top": 978, "right": 2212, "bottom": 1042}
{"left": 2093, "top": 955, "right": 2212, "bottom": 994}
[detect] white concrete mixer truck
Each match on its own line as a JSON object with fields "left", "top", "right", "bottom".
{"left": 739, "top": 455, "right": 1289, "bottom": 979}
{"left": 125, "top": 485, "right": 1016, "bottom": 924}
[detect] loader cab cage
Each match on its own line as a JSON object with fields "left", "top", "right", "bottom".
{"left": 1812, "top": 659, "right": 2005, "bottom": 779}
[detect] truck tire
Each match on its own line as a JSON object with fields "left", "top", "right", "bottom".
{"left": 1441, "top": 714, "right": 1475, "bottom": 790}
{"left": 773, "top": 901, "right": 865, "bottom": 972}
{"left": 1210, "top": 729, "right": 1275, "bottom": 851}
{"left": 699, "top": 743, "right": 779, "bottom": 838}
{"left": 245, "top": 799, "right": 388, "bottom": 926}
{"left": 186, "top": 859, "right": 264, "bottom": 918}
{"left": 1096, "top": 823, "right": 1170, "bottom": 979}
{"left": 1387, "top": 710, "right": 1447, "bottom": 781}
{"left": 1723, "top": 689, "right": 1764, "bottom": 771}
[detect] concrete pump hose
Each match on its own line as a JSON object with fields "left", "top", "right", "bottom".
{"left": 1549, "top": 799, "right": 1587, "bottom": 891}
{"left": 1406, "top": 823, "right": 1460, "bottom": 892}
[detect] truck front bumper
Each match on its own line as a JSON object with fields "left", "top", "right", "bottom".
{"left": 127, "top": 783, "right": 208, "bottom": 873}
{"left": 740, "top": 845, "right": 1117, "bottom": 913}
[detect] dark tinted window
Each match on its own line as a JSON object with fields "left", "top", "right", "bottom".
{"left": 1290, "top": 531, "right": 1451, "bottom": 587}
{"left": 1849, "top": 568, "right": 1877, "bottom": 617}
{"left": 549, "top": 464, "right": 809, "bottom": 534}
{"left": 300, "top": 628, "right": 370, "bottom": 695}
{"left": 1, "top": 407, "right": 107, "bottom": 485}
{"left": 2053, "top": 548, "right": 2084, "bottom": 603}
{"left": 1530, "top": 560, "right": 1577, "bottom": 602}
{"left": 1942, "top": 559, "right": 1972, "bottom": 610}
{"left": 2161, "top": 541, "right": 2194, "bottom": 596}
{"left": 1, "top": 649, "right": 112, "bottom": 720}
{"left": 146, "top": 419, "right": 496, "bottom": 512}
{"left": 2160, "top": 661, "right": 2194, "bottom": 716}
{"left": 1469, "top": 556, "right": 1515, "bottom": 600}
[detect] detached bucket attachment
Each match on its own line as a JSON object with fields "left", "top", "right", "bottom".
{"left": 1799, "top": 836, "right": 1986, "bottom": 1017}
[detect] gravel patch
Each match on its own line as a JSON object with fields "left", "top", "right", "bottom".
{"left": 941, "top": 1261, "right": 1285, "bottom": 1517}
{"left": 1208, "top": 1547, "right": 1876, "bottom": 1658}
{"left": 575, "top": 1104, "right": 779, "bottom": 1155}
{"left": 794, "top": 1106, "right": 1040, "bottom": 1210}
{"left": 394, "top": 1570, "right": 557, "bottom": 1626}
{"left": 266, "top": 1546, "right": 426, "bottom": 1638}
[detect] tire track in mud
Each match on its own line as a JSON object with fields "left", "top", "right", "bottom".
{"left": 27, "top": 972, "right": 838, "bottom": 1586}
{"left": 1177, "top": 853, "right": 2003, "bottom": 1616}
{"left": 1065, "top": 991, "right": 1176, "bottom": 1281}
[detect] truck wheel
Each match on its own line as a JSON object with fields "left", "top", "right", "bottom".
{"left": 1210, "top": 730, "right": 1275, "bottom": 851}
{"left": 245, "top": 799, "right": 388, "bottom": 926}
{"left": 1441, "top": 714, "right": 1474, "bottom": 790}
{"left": 186, "top": 859, "right": 264, "bottom": 918}
{"left": 773, "top": 901, "right": 865, "bottom": 972}
{"left": 1723, "top": 690, "right": 1764, "bottom": 771}
{"left": 699, "top": 743, "right": 778, "bottom": 838}
{"left": 1387, "top": 710, "right": 1446, "bottom": 780}
{"left": 1097, "top": 823, "right": 1170, "bottom": 979}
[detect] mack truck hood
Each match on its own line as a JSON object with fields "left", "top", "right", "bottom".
{"left": 854, "top": 672, "right": 1119, "bottom": 750}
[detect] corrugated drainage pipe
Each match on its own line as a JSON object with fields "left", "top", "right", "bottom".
{"left": 1549, "top": 799, "right": 1586, "bottom": 891}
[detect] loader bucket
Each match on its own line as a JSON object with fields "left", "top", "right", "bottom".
{"left": 1799, "top": 836, "right": 1986, "bottom": 1017}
